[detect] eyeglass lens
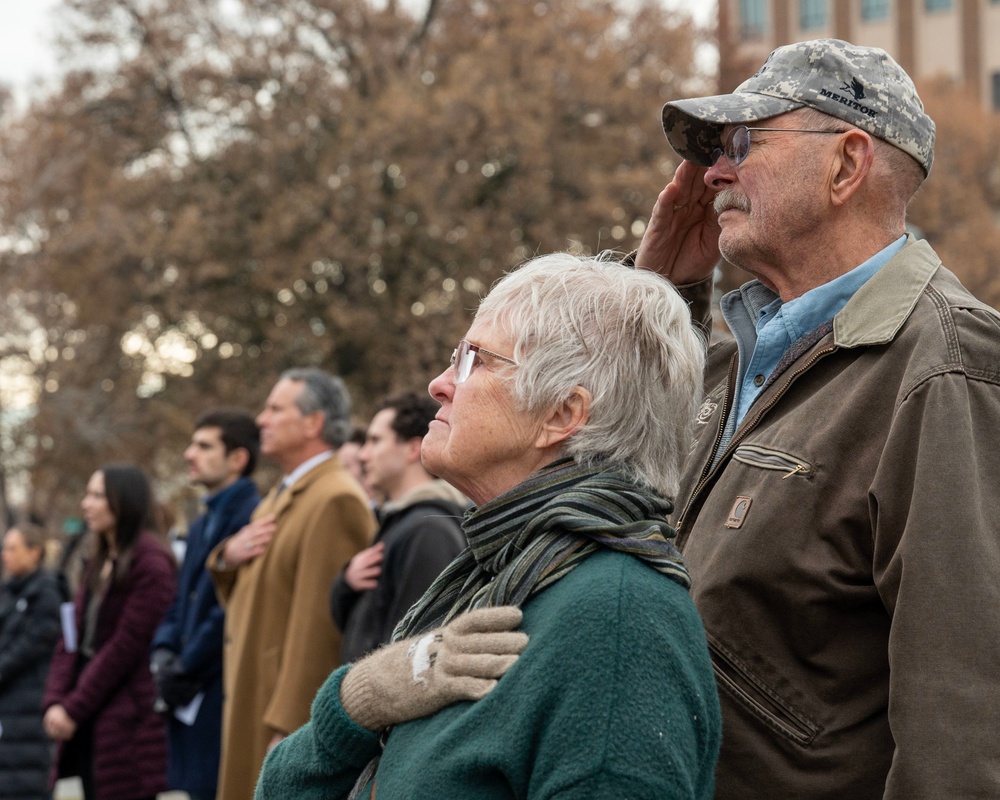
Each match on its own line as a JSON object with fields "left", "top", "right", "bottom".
{"left": 729, "top": 127, "right": 750, "bottom": 165}
{"left": 711, "top": 126, "right": 750, "bottom": 167}
{"left": 451, "top": 340, "right": 476, "bottom": 383}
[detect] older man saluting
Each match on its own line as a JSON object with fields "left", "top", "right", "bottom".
{"left": 638, "top": 39, "right": 1000, "bottom": 799}
{"left": 209, "top": 368, "right": 375, "bottom": 800}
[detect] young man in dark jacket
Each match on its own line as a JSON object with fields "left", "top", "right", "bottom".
{"left": 330, "top": 392, "right": 467, "bottom": 663}
{"left": 150, "top": 410, "right": 260, "bottom": 800}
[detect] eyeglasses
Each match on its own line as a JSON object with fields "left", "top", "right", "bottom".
{"left": 449, "top": 339, "right": 517, "bottom": 384}
{"left": 712, "top": 125, "right": 847, "bottom": 168}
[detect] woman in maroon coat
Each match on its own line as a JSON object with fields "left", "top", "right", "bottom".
{"left": 43, "top": 464, "right": 176, "bottom": 800}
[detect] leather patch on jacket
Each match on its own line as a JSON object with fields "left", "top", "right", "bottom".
{"left": 725, "top": 496, "right": 752, "bottom": 529}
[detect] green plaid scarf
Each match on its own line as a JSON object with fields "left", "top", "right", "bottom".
{"left": 393, "top": 457, "right": 690, "bottom": 641}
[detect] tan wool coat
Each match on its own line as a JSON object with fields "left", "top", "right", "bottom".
{"left": 209, "top": 456, "right": 375, "bottom": 800}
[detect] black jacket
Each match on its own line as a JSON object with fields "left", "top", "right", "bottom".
{"left": 330, "top": 481, "right": 467, "bottom": 662}
{"left": 0, "top": 569, "right": 63, "bottom": 800}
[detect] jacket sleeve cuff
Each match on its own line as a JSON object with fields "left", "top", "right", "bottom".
{"left": 676, "top": 276, "right": 715, "bottom": 343}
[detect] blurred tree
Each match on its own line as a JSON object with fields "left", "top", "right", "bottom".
{"left": 0, "top": 0, "right": 709, "bottom": 521}
{"left": 907, "top": 78, "right": 1000, "bottom": 308}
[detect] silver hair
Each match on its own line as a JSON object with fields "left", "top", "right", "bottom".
{"left": 474, "top": 253, "right": 705, "bottom": 499}
{"left": 280, "top": 367, "right": 352, "bottom": 448}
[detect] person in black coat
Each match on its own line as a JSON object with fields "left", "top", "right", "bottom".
{"left": 0, "top": 522, "right": 63, "bottom": 800}
{"left": 330, "top": 392, "right": 468, "bottom": 663}
{"left": 150, "top": 410, "right": 260, "bottom": 800}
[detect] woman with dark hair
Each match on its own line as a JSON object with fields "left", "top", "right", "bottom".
{"left": 0, "top": 521, "right": 63, "bottom": 800}
{"left": 43, "top": 464, "right": 176, "bottom": 800}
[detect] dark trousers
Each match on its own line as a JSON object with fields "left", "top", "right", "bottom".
{"left": 61, "top": 722, "right": 96, "bottom": 800}
{"left": 61, "top": 722, "right": 156, "bottom": 800}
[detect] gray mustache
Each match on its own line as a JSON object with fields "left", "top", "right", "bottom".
{"left": 714, "top": 190, "right": 751, "bottom": 215}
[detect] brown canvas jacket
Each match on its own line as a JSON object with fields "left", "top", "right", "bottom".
{"left": 675, "top": 237, "right": 1000, "bottom": 799}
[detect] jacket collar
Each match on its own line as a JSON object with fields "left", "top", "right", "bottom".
{"left": 380, "top": 478, "right": 469, "bottom": 518}
{"left": 2, "top": 568, "right": 41, "bottom": 595}
{"left": 205, "top": 475, "right": 256, "bottom": 513}
{"left": 834, "top": 236, "right": 940, "bottom": 348}
{"left": 266, "top": 454, "right": 340, "bottom": 517}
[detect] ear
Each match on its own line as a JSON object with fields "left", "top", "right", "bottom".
{"left": 227, "top": 447, "right": 250, "bottom": 476}
{"left": 301, "top": 410, "right": 325, "bottom": 440}
{"left": 403, "top": 436, "right": 423, "bottom": 465}
{"left": 535, "top": 387, "right": 592, "bottom": 450}
{"left": 829, "top": 129, "right": 874, "bottom": 207}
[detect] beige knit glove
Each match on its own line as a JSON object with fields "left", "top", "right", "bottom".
{"left": 339, "top": 606, "right": 528, "bottom": 731}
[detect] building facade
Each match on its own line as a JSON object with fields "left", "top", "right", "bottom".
{"left": 718, "top": 0, "right": 1000, "bottom": 111}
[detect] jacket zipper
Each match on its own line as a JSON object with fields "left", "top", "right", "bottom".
{"left": 678, "top": 345, "right": 836, "bottom": 534}
{"left": 677, "top": 354, "right": 738, "bottom": 538}
{"left": 732, "top": 444, "right": 814, "bottom": 478}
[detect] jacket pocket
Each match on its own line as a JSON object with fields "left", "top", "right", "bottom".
{"left": 708, "top": 635, "right": 820, "bottom": 748}
{"left": 733, "top": 444, "right": 814, "bottom": 479}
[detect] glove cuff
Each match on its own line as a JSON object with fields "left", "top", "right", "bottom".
{"left": 340, "top": 660, "right": 388, "bottom": 732}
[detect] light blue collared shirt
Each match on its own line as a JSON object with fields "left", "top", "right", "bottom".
{"left": 727, "top": 234, "right": 907, "bottom": 428}
{"left": 281, "top": 450, "right": 334, "bottom": 493}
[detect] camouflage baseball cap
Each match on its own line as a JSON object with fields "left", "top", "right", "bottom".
{"left": 662, "top": 38, "right": 935, "bottom": 175}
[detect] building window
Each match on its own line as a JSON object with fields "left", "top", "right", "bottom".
{"left": 740, "top": 0, "right": 767, "bottom": 37}
{"left": 861, "top": 0, "right": 890, "bottom": 20}
{"left": 924, "top": 0, "right": 952, "bottom": 10}
{"left": 800, "top": 0, "right": 827, "bottom": 29}
{"left": 993, "top": 72, "right": 1000, "bottom": 112}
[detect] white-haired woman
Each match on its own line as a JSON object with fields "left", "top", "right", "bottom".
{"left": 257, "top": 253, "right": 721, "bottom": 799}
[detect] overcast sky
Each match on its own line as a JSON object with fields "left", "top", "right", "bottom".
{"left": 0, "top": 0, "right": 714, "bottom": 98}
{"left": 0, "top": 0, "right": 62, "bottom": 93}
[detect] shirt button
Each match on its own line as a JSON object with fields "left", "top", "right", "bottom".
{"left": 753, "top": 374, "right": 765, "bottom": 387}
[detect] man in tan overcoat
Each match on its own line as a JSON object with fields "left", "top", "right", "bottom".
{"left": 209, "top": 368, "right": 375, "bottom": 800}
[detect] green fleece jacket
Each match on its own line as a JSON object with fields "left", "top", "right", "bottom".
{"left": 256, "top": 549, "right": 720, "bottom": 799}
